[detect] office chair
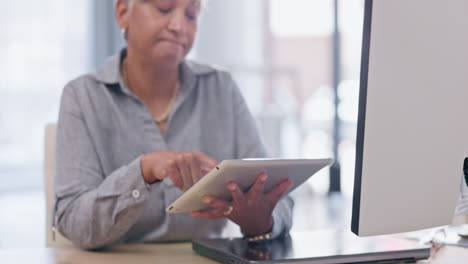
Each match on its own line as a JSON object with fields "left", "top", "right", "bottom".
{"left": 44, "top": 123, "right": 72, "bottom": 247}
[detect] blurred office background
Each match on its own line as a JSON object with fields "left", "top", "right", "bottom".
{"left": 0, "top": 0, "right": 364, "bottom": 247}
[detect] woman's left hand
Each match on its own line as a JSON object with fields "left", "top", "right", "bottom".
{"left": 190, "top": 171, "right": 292, "bottom": 236}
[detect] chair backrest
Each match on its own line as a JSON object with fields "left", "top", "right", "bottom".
{"left": 44, "top": 123, "right": 72, "bottom": 247}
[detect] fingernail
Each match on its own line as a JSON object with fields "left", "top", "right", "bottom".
{"left": 202, "top": 196, "right": 212, "bottom": 203}
{"left": 228, "top": 183, "right": 236, "bottom": 190}
{"left": 260, "top": 173, "right": 268, "bottom": 181}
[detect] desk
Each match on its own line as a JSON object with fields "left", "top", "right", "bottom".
{"left": 0, "top": 243, "right": 215, "bottom": 264}
{"left": 0, "top": 243, "right": 467, "bottom": 264}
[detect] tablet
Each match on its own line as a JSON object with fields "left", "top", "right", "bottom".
{"left": 166, "top": 158, "right": 333, "bottom": 213}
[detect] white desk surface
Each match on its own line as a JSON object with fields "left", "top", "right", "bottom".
{"left": 0, "top": 242, "right": 467, "bottom": 264}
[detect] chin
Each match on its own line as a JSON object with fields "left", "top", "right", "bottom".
{"left": 151, "top": 50, "right": 185, "bottom": 67}
{"left": 162, "top": 54, "right": 184, "bottom": 67}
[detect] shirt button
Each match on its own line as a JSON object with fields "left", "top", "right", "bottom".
{"left": 132, "top": 190, "right": 140, "bottom": 199}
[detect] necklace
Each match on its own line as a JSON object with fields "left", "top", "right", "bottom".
{"left": 122, "top": 59, "right": 180, "bottom": 124}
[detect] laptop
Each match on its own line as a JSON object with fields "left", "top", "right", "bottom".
{"left": 192, "top": 229, "right": 431, "bottom": 263}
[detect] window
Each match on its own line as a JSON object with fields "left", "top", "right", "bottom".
{"left": 0, "top": 0, "right": 94, "bottom": 248}
{"left": 0, "top": 0, "right": 92, "bottom": 192}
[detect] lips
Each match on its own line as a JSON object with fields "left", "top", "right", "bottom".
{"left": 159, "top": 39, "right": 185, "bottom": 47}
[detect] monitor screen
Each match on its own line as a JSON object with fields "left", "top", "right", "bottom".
{"left": 352, "top": 0, "right": 468, "bottom": 236}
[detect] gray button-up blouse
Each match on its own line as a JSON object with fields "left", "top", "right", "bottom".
{"left": 54, "top": 49, "right": 293, "bottom": 249}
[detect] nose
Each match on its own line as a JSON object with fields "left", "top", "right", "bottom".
{"left": 167, "top": 10, "right": 186, "bottom": 35}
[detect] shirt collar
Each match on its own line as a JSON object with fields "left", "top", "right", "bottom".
{"left": 93, "top": 48, "right": 216, "bottom": 96}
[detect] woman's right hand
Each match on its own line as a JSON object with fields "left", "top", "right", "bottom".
{"left": 141, "top": 151, "right": 218, "bottom": 191}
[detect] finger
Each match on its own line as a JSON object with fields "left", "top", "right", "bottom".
{"left": 266, "top": 180, "right": 293, "bottom": 205}
{"left": 186, "top": 152, "right": 202, "bottom": 183}
{"left": 167, "top": 159, "right": 183, "bottom": 189}
{"left": 152, "top": 165, "right": 167, "bottom": 181}
{"left": 194, "top": 152, "right": 219, "bottom": 171}
{"left": 246, "top": 171, "right": 268, "bottom": 205}
{"left": 190, "top": 209, "right": 225, "bottom": 219}
{"left": 201, "top": 195, "right": 231, "bottom": 211}
{"left": 227, "top": 181, "right": 245, "bottom": 204}
{"left": 177, "top": 155, "right": 193, "bottom": 191}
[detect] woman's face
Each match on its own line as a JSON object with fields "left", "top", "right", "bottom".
{"left": 117, "top": 0, "right": 201, "bottom": 67}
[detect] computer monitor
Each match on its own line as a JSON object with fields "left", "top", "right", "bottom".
{"left": 352, "top": 0, "right": 468, "bottom": 236}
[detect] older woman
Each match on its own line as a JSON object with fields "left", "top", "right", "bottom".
{"left": 54, "top": 0, "right": 293, "bottom": 250}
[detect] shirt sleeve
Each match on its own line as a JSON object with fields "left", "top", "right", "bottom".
{"left": 229, "top": 75, "right": 294, "bottom": 239}
{"left": 54, "top": 83, "right": 160, "bottom": 250}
